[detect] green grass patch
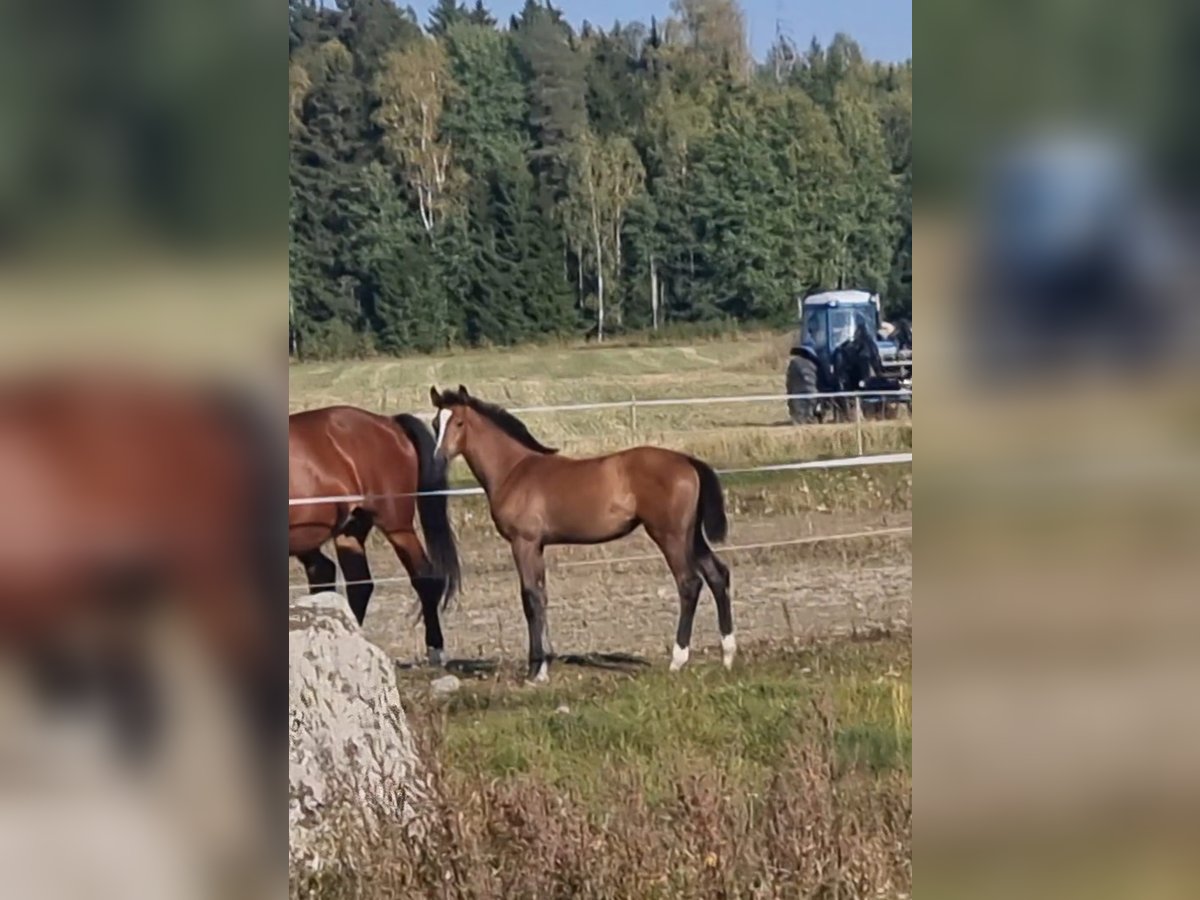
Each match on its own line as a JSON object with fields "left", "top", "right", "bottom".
{"left": 406, "top": 631, "right": 911, "bottom": 807}
{"left": 300, "top": 631, "right": 913, "bottom": 898}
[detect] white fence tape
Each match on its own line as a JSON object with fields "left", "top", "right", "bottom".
{"left": 445, "top": 388, "right": 912, "bottom": 417}
{"left": 288, "top": 451, "right": 912, "bottom": 507}
{"left": 287, "top": 524, "right": 913, "bottom": 592}
{"left": 287, "top": 389, "right": 913, "bottom": 420}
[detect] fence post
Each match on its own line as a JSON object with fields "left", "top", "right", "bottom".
{"left": 855, "top": 394, "right": 864, "bottom": 456}
{"left": 629, "top": 393, "right": 638, "bottom": 436}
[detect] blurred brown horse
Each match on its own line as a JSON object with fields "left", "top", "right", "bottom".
{"left": 288, "top": 406, "right": 461, "bottom": 665}
{"left": 0, "top": 371, "right": 281, "bottom": 764}
{"left": 429, "top": 385, "right": 733, "bottom": 682}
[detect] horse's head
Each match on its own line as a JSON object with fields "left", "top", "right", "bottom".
{"left": 429, "top": 384, "right": 472, "bottom": 461}
{"left": 430, "top": 384, "right": 558, "bottom": 463}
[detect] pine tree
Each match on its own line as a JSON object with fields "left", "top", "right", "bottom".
{"left": 428, "top": 0, "right": 469, "bottom": 37}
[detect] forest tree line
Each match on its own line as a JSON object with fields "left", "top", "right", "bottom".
{"left": 289, "top": 0, "right": 912, "bottom": 358}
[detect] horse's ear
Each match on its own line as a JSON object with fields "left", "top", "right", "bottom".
{"left": 429, "top": 385, "right": 441, "bottom": 407}
{"left": 458, "top": 384, "right": 469, "bottom": 399}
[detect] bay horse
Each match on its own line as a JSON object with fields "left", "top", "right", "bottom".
{"left": 0, "top": 370, "right": 282, "bottom": 770}
{"left": 428, "top": 385, "right": 733, "bottom": 683}
{"left": 288, "top": 406, "right": 461, "bottom": 665}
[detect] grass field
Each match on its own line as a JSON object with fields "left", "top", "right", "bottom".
{"left": 289, "top": 333, "right": 912, "bottom": 898}
{"left": 293, "top": 630, "right": 912, "bottom": 899}
{"left": 290, "top": 330, "right": 912, "bottom": 470}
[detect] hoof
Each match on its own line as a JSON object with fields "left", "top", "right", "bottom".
{"left": 526, "top": 660, "right": 549, "bottom": 684}
{"left": 721, "top": 633, "right": 737, "bottom": 670}
{"left": 669, "top": 643, "right": 689, "bottom": 673}
{"left": 426, "top": 647, "right": 446, "bottom": 668}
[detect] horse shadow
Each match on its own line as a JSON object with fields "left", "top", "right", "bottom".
{"left": 394, "top": 651, "right": 652, "bottom": 678}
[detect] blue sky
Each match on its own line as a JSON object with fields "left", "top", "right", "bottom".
{"left": 450, "top": 1, "right": 912, "bottom": 63}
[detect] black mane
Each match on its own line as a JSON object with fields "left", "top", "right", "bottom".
{"left": 435, "top": 388, "right": 558, "bottom": 455}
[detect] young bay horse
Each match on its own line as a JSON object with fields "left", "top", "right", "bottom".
{"left": 288, "top": 406, "right": 461, "bottom": 665}
{"left": 428, "top": 385, "right": 733, "bottom": 682}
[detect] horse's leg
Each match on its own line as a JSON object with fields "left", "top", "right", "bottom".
{"left": 511, "top": 538, "right": 552, "bottom": 683}
{"left": 299, "top": 547, "right": 337, "bottom": 595}
{"left": 89, "top": 571, "right": 168, "bottom": 764}
{"left": 334, "top": 514, "right": 374, "bottom": 626}
{"left": 695, "top": 540, "right": 736, "bottom": 670}
{"left": 646, "top": 526, "right": 703, "bottom": 672}
{"left": 26, "top": 623, "right": 159, "bottom": 765}
{"left": 384, "top": 529, "right": 448, "bottom": 667}
{"left": 96, "top": 633, "right": 160, "bottom": 765}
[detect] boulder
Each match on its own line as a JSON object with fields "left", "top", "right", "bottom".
{"left": 289, "top": 592, "right": 428, "bottom": 872}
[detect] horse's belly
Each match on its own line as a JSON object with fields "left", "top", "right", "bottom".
{"left": 541, "top": 489, "right": 637, "bottom": 545}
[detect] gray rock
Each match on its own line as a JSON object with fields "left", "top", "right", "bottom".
{"left": 430, "top": 674, "right": 461, "bottom": 695}
{"left": 289, "top": 592, "right": 428, "bottom": 873}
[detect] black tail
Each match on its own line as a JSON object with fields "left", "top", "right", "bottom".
{"left": 688, "top": 456, "right": 728, "bottom": 545}
{"left": 393, "top": 413, "right": 462, "bottom": 609}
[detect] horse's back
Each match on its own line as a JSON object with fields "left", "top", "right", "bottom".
{"left": 288, "top": 404, "right": 421, "bottom": 546}
{"left": 290, "top": 404, "right": 418, "bottom": 484}
{"left": 0, "top": 373, "right": 264, "bottom": 634}
{"left": 521, "top": 446, "right": 701, "bottom": 528}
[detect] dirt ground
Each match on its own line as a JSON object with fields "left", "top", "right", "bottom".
{"left": 288, "top": 508, "right": 912, "bottom": 669}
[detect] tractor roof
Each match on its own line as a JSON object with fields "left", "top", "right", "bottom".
{"left": 801, "top": 290, "right": 878, "bottom": 307}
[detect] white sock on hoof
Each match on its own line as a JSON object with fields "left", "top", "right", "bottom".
{"left": 427, "top": 647, "right": 446, "bottom": 667}
{"left": 670, "top": 643, "right": 689, "bottom": 672}
{"left": 721, "top": 632, "right": 737, "bottom": 669}
{"left": 533, "top": 661, "right": 550, "bottom": 683}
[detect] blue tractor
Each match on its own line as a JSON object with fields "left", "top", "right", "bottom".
{"left": 785, "top": 290, "right": 911, "bottom": 424}
{"left": 974, "top": 132, "right": 1179, "bottom": 379}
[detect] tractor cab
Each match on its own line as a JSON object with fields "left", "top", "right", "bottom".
{"left": 792, "top": 291, "right": 898, "bottom": 368}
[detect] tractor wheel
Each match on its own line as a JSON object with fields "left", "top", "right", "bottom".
{"left": 786, "top": 356, "right": 820, "bottom": 424}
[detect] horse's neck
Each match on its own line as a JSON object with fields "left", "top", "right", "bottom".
{"left": 462, "top": 426, "right": 536, "bottom": 495}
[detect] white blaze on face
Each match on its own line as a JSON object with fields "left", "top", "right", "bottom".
{"left": 433, "top": 408, "right": 452, "bottom": 454}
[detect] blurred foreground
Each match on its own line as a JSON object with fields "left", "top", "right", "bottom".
{"left": 0, "top": 364, "right": 283, "bottom": 900}
{"left": 0, "top": 1, "right": 281, "bottom": 898}
{"left": 921, "top": 0, "right": 1200, "bottom": 895}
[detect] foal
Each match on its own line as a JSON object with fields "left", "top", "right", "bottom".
{"left": 429, "top": 385, "right": 734, "bottom": 682}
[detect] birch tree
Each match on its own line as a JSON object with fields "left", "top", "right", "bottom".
{"left": 569, "top": 133, "right": 645, "bottom": 339}
{"left": 374, "top": 38, "right": 460, "bottom": 236}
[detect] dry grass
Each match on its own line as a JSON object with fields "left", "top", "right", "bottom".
{"left": 288, "top": 330, "right": 795, "bottom": 412}
{"left": 291, "top": 631, "right": 912, "bottom": 899}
